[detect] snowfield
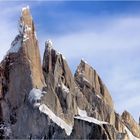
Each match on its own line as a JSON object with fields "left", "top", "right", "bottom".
{"left": 39, "top": 104, "right": 72, "bottom": 135}
{"left": 75, "top": 107, "right": 108, "bottom": 125}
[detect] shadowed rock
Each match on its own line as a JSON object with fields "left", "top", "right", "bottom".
{"left": 42, "top": 40, "right": 78, "bottom": 124}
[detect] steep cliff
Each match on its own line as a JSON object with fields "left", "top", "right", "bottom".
{"left": 122, "top": 111, "right": 140, "bottom": 138}
{"left": 0, "top": 6, "right": 46, "bottom": 138}
{"left": 75, "top": 59, "right": 115, "bottom": 125}
{"left": 0, "top": 6, "right": 139, "bottom": 140}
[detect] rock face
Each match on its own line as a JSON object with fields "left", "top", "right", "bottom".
{"left": 122, "top": 111, "right": 140, "bottom": 138}
{"left": 70, "top": 118, "right": 116, "bottom": 139}
{"left": 75, "top": 60, "right": 115, "bottom": 125}
{"left": 42, "top": 41, "right": 91, "bottom": 124}
{"left": 42, "top": 41, "right": 78, "bottom": 124}
{"left": 18, "top": 6, "right": 45, "bottom": 88}
{"left": 0, "top": 6, "right": 45, "bottom": 138}
{"left": 75, "top": 59, "right": 114, "bottom": 108}
{"left": 0, "top": 6, "right": 139, "bottom": 140}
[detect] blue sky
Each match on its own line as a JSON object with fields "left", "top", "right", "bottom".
{"left": 0, "top": 1, "right": 140, "bottom": 122}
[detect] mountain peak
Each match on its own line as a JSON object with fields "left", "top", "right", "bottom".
{"left": 19, "top": 5, "right": 34, "bottom": 35}
{"left": 21, "top": 5, "right": 32, "bottom": 22}
{"left": 81, "top": 58, "right": 88, "bottom": 64}
{"left": 21, "top": 5, "right": 30, "bottom": 13}
{"left": 45, "top": 40, "right": 53, "bottom": 49}
{"left": 0, "top": 6, "right": 139, "bottom": 140}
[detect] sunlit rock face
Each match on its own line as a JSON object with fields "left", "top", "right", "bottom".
{"left": 74, "top": 60, "right": 115, "bottom": 125}
{"left": 42, "top": 40, "right": 78, "bottom": 124}
{"left": 0, "top": 6, "right": 139, "bottom": 140}
{"left": 0, "top": 6, "right": 45, "bottom": 138}
{"left": 122, "top": 111, "right": 140, "bottom": 138}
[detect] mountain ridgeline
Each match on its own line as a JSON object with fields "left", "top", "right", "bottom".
{"left": 0, "top": 6, "right": 139, "bottom": 139}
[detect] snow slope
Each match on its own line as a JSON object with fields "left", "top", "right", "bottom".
{"left": 39, "top": 104, "right": 72, "bottom": 135}
{"left": 124, "top": 126, "right": 140, "bottom": 140}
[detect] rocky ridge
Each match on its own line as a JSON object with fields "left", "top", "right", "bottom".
{"left": 0, "top": 6, "right": 139, "bottom": 139}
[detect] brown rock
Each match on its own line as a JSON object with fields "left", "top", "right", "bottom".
{"left": 74, "top": 60, "right": 115, "bottom": 124}
{"left": 122, "top": 110, "right": 140, "bottom": 138}
{"left": 115, "top": 113, "right": 125, "bottom": 133}
{"left": 0, "top": 6, "right": 139, "bottom": 139}
{"left": 75, "top": 59, "right": 114, "bottom": 108}
{"left": 1, "top": 6, "right": 45, "bottom": 108}
{"left": 19, "top": 6, "right": 45, "bottom": 88}
{"left": 42, "top": 41, "right": 78, "bottom": 124}
{"left": 0, "top": 6, "right": 45, "bottom": 138}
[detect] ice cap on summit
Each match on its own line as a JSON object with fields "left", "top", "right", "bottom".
{"left": 22, "top": 5, "right": 30, "bottom": 12}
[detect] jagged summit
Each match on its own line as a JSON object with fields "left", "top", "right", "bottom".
{"left": 22, "top": 5, "right": 30, "bottom": 12}
{"left": 19, "top": 5, "right": 35, "bottom": 37}
{"left": 0, "top": 6, "right": 139, "bottom": 140}
{"left": 45, "top": 40, "right": 53, "bottom": 49}
{"left": 81, "top": 58, "right": 88, "bottom": 64}
{"left": 6, "top": 6, "right": 35, "bottom": 56}
{"left": 122, "top": 110, "right": 140, "bottom": 138}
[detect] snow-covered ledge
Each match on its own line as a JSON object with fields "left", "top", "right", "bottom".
{"left": 75, "top": 107, "right": 108, "bottom": 125}
{"left": 28, "top": 88, "right": 72, "bottom": 136}
{"left": 76, "top": 107, "right": 140, "bottom": 140}
{"left": 39, "top": 104, "right": 72, "bottom": 136}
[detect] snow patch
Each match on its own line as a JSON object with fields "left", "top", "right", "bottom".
{"left": 96, "top": 94, "right": 102, "bottom": 99}
{"left": 83, "top": 77, "right": 90, "bottom": 84}
{"left": 57, "top": 52, "right": 61, "bottom": 55}
{"left": 19, "top": 22, "right": 31, "bottom": 34}
{"left": 77, "top": 107, "right": 87, "bottom": 117}
{"left": 22, "top": 5, "right": 30, "bottom": 12}
{"left": 76, "top": 107, "right": 108, "bottom": 125}
{"left": 42, "top": 90, "right": 47, "bottom": 95}
{"left": 124, "top": 126, "right": 140, "bottom": 140}
{"left": 81, "top": 58, "right": 88, "bottom": 64}
{"left": 23, "top": 33, "right": 29, "bottom": 42}
{"left": 7, "top": 35, "right": 22, "bottom": 54}
{"left": 39, "top": 104, "right": 72, "bottom": 135}
{"left": 25, "top": 25, "right": 31, "bottom": 32}
{"left": 46, "top": 40, "right": 53, "bottom": 49}
{"left": 18, "top": 22, "right": 31, "bottom": 41}
{"left": 57, "top": 52, "right": 66, "bottom": 60}
{"left": 28, "top": 88, "right": 44, "bottom": 107}
{"left": 62, "top": 83, "right": 70, "bottom": 93}
{"left": 62, "top": 54, "right": 66, "bottom": 60}
{"left": 34, "top": 31, "right": 37, "bottom": 39}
